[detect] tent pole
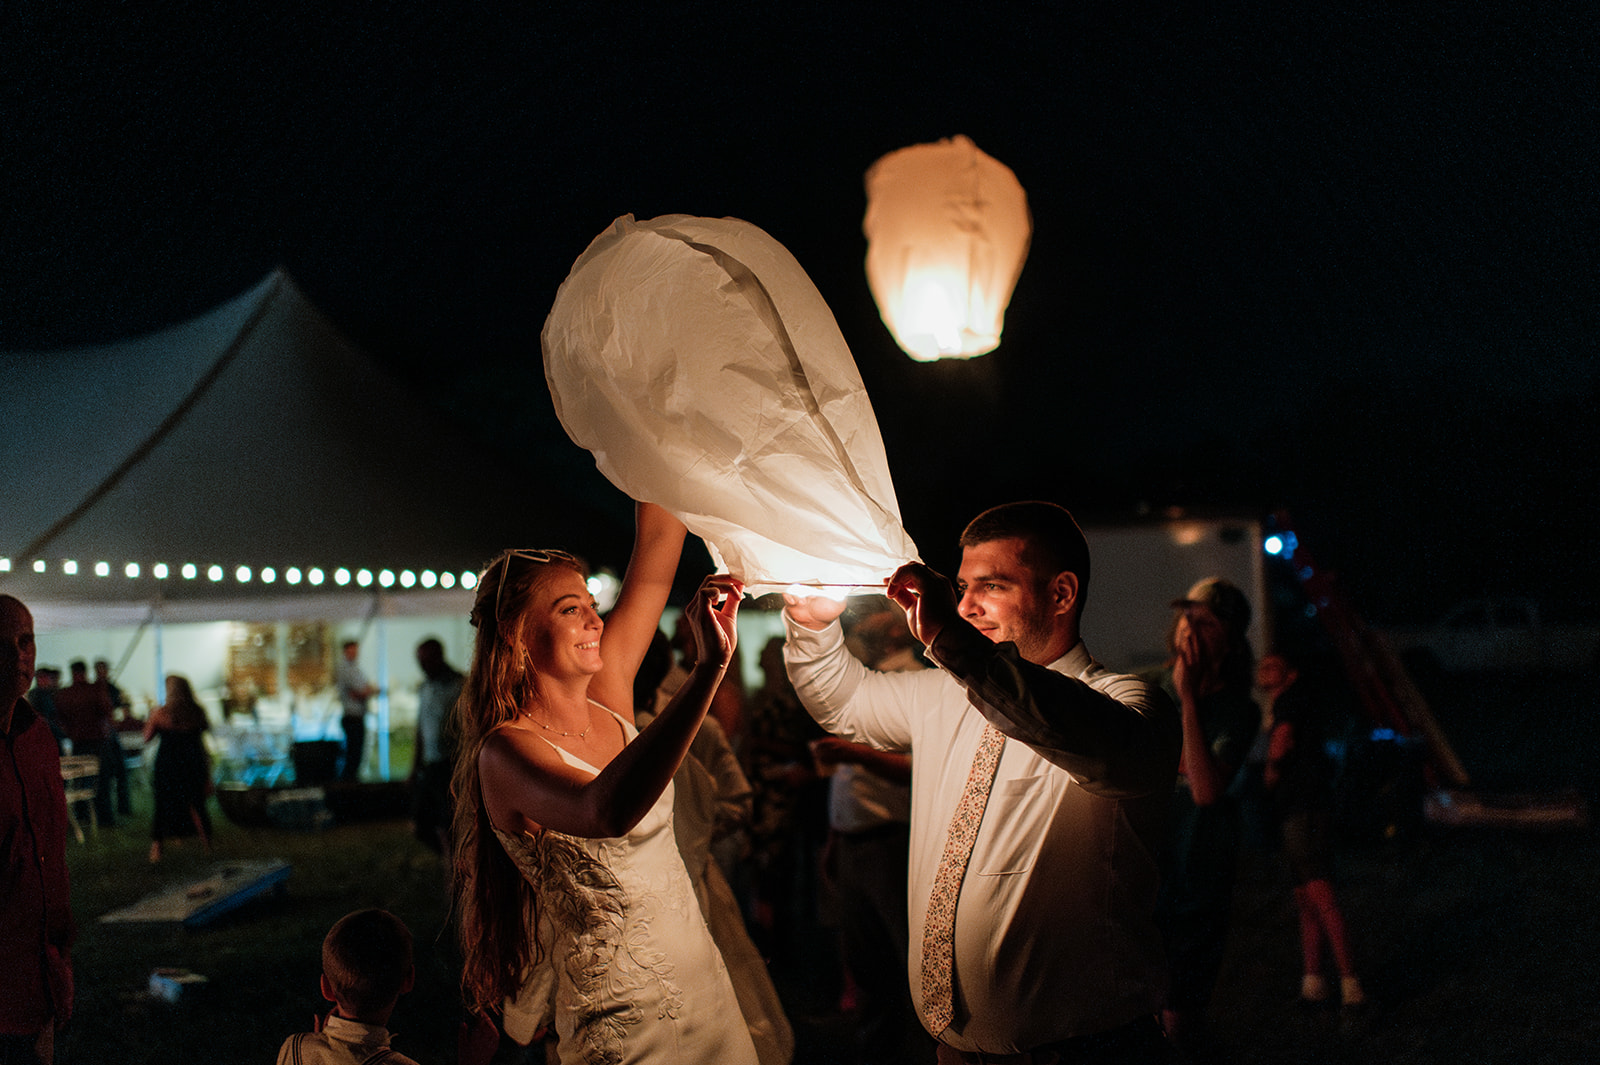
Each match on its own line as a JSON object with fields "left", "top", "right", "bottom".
{"left": 114, "top": 607, "right": 154, "bottom": 693}
{"left": 376, "top": 598, "right": 390, "bottom": 781}
{"left": 153, "top": 613, "right": 165, "bottom": 708}
{"left": 276, "top": 620, "right": 291, "bottom": 739}
{"left": 352, "top": 594, "right": 385, "bottom": 780}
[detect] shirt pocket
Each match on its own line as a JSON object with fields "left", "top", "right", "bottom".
{"left": 974, "top": 774, "right": 1051, "bottom": 876}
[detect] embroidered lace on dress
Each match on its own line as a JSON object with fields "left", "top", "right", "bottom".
{"left": 495, "top": 828, "right": 688, "bottom": 1063}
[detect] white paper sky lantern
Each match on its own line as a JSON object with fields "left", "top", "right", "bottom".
{"left": 543, "top": 213, "right": 919, "bottom": 595}
{"left": 863, "top": 134, "right": 1032, "bottom": 361}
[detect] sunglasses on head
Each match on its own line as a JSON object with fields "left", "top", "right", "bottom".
{"left": 481, "top": 549, "right": 583, "bottom": 629}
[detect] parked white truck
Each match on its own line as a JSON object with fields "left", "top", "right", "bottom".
{"left": 1380, "top": 597, "right": 1600, "bottom": 674}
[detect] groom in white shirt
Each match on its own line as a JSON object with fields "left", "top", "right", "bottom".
{"left": 784, "top": 501, "right": 1180, "bottom": 1064}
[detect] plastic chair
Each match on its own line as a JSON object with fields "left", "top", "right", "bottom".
{"left": 59, "top": 754, "right": 101, "bottom": 843}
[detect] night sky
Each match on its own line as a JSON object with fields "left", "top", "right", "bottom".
{"left": 5, "top": 4, "right": 1596, "bottom": 621}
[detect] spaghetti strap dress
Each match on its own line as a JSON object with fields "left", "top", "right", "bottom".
{"left": 490, "top": 706, "right": 758, "bottom": 1065}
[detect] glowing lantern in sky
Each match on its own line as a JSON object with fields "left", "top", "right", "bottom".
{"left": 863, "top": 135, "right": 1032, "bottom": 361}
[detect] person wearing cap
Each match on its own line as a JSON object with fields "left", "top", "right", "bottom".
{"left": 1154, "top": 577, "right": 1262, "bottom": 1055}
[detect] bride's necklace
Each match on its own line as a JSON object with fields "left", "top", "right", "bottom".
{"left": 523, "top": 708, "right": 592, "bottom": 740}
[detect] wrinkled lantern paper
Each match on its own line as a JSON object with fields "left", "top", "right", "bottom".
{"left": 542, "top": 214, "right": 919, "bottom": 596}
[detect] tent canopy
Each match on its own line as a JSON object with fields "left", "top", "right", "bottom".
{"left": 0, "top": 270, "right": 627, "bottom": 627}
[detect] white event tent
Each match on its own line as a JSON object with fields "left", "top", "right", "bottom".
{"left": 0, "top": 269, "right": 624, "bottom": 779}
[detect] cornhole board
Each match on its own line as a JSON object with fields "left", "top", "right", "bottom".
{"left": 98, "top": 860, "right": 292, "bottom": 928}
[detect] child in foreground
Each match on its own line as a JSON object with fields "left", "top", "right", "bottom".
{"left": 276, "top": 909, "right": 419, "bottom": 1065}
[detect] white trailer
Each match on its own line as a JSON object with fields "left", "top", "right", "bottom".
{"left": 1077, "top": 513, "right": 1268, "bottom": 675}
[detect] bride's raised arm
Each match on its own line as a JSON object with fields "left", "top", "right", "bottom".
{"left": 587, "top": 500, "right": 687, "bottom": 720}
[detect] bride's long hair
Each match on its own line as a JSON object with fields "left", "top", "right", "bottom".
{"left": 450, "top": 549, "right": 587, "bottom": 1013}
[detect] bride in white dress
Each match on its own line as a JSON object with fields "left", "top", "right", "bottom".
{"left": 450, "top": 502, "right": 757, "bottom": 1065}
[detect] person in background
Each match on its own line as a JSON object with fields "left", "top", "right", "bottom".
{"left": 93, "top": 658, "right": 133, "bottom": 817}
{"left": 1155, "top": 577, "right": 1262, "bottom": 1056}
{"left": 53, "top": 658, "right": 118, "bottom": 827}
{"left": 638, "top": 628, "right": 793, "bottom": 1065}
{"left": 25, "top": 666, "right": 65, "bottom": 748}
{"left": 1, "top": 595, "right": 75, "bottom": 1065}
{"left": 659, "top": 608, "right": 747, "bottom": 750}
{"left": 276, "top": 908, "right": 420, "bottom": 1065}
{"left": 742, "top": 635, "right": 829, "bottom": 966}
{"left": 817, "top": 606, "right": 935, "bottom": 1065}
{"left": 654, "top": 617, "right": 751, "bottom": 881}
{"left": 784, "top": 501, "right": 1180, "bottom": 1065}
{"left": 1257, "top": 652, "right": 1367, "bottom": 1011}
{"left": 411, "top": 637, "right": 464, "bottom": 855}
{"left": 336, "top": 640, "right": 378, "bottom": 782}
{"left": 93, "top": 658, "right": 130, "bottom": 720}
{"left": 143, "top": 674, "right": 214, "bottom": 863}
{"left": 1231, "top": 667, "right": 1281, "bottom": 858}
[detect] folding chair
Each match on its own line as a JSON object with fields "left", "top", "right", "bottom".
{"left": 59, "top": 754, "right": 102, "bottom": 843}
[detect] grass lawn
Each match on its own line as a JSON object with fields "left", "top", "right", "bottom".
{"left": 56, "top": 671, "right": 1600, "bottom": 1063}
{"left": 60, "top": 770, "right": 464, "bottom": 1065}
